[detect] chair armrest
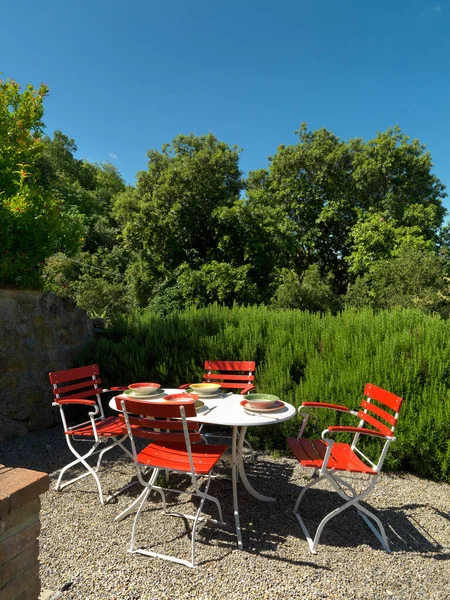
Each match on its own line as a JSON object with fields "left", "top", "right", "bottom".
{"left": 54, "top": 399, "right": 97, "bottom": 406}
{"left": 102, "top": 386, "right": 128, "bottom": 392}
{"left": 179, "top": 383, "right": 191, "bottom": 389}
{"left": 301, "top": 402, "right": 351, "bottom": 412}
{"left": 239, "top": 384, "right": 256, "bottom": 395}
{"left": 325, "top": 426, "right": 392, "bottom": 439}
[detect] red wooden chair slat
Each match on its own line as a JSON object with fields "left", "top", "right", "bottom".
{"left": 137, "top": 442, "right": 227, "bottom": 474}
{"left": 52, "top": 378, "right": 103, "bottom": 397}
{"left": 205, "top": 360, "right": 255, "bottom": 372}
{"left": 326, "top": 441, "right": 378, "bottom": 474}
{"left": 49, "top": 364, "right": 100, "bottom": 384}
{"left": 288, "top": 383, "right": 403, "bottom": 553}
{"left": 202, "top": 360, "right": 256, "bottom": 392}
{"left": 205, "top": 373, "right": 255, "bottom": 383}
{"left": 360, "top": 399, "right": 397, "bottom": 427}
{"left": 356, "top": 411, "right": 393, "bottom": 437}
{"left": 122, "top": 398, "right": 197, "bottom": 418}
{"left": 364, "top": 383, "right": 403, "bottom": 412}
{"left": 53, "top": 387, "right": 105, "bottom": 401}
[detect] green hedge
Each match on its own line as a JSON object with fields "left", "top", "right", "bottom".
{"left": 79, "top": 305, "right": 450, "bottom": 481}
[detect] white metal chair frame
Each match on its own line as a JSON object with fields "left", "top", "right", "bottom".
{"left": 50, "top": 365, "right": 134, "bottom": 505}
{"left": 290, "top": 385, "right": 403, "bottom": 554}
{"left": 121, "top": 398, "right": 227, "bottom": 568}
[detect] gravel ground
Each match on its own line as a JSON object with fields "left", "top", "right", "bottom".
{"left": 1, "top": 426, "right": 449, "bottom": 600}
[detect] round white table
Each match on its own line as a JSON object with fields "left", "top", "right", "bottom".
{"left": 110, "top": 389, "right": 297, "bottom": 549}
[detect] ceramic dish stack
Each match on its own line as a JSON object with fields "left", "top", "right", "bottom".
{"left": 188, "top": 383, "right": 223, "bottom": 398}
{"left": 163, "top": 392, "right": 205, "bottom": 411}
{"left": 124, "top": 382, "right": 163, "bottom": 399}
{"left": 241, "top": 393, "right": 284, "bottom": 412}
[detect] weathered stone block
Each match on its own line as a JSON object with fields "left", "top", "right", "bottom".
{"left": 0, "top": 289, "right": 93, "bottom": 441}
{"left": 0, "top": 540, "right": 39, "bottom": 588}
{"left": 0, "top": 467, "right": 48, "bottom": 518}
{"left": 0, "top": 561, "right": 41, "bottom": 600}
{"left": 0, "top": 497, "right": 40, "bottom": 536}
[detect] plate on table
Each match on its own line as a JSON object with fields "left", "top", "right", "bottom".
{"left": 240, "top": 399, "right": 285, "bottom": 412}
{"left": 185, "top": 388, "right": 224, "bottom": 399}
{"left": 121, "top": 389, "right": 167, "bottom": 400}
{"left": 195, "top": 400, "right": 205, "bottom": 410}
{"left": 128, "top": 382, "right": 161, "bottom": 395}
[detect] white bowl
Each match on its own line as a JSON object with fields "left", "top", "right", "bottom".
{"left": 190, "top": 383, "right": 222, "bottom": 396}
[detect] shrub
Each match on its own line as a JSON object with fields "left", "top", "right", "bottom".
{"left": 79, "top": 305, "right": 450, "bottom": 482}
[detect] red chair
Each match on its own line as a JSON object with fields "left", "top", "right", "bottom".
{"left": 288, "top": 383, "right": 403, "bottom": 553}
{"left": 120, "top": 396, "right": 228, "bottom": 568}
{"left": 181, "top": 360, "right": 256, "bottom": 394}
{"left": 180, "top": 360, "right": 257, "bottom": 459}
{"left": 49, "top": 364, "right": 134, "bottom": 504}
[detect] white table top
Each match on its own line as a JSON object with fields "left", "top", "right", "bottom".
{"left": 110, "top": 389, "right": 297, "bottom": 427}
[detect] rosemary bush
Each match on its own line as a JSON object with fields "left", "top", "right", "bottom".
{"left": 79, "top": 305, "right": 450, "bottom": 481}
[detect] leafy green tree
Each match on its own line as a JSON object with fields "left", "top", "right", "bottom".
{"left": 213, "top": 181, "right": 294, "bottom": 303}
{"left": 246, "top": 124, "right": 356, "bottom": 290}
{"left": 43, "top": 246, "right": 134, "bottom": 317}
{"left": 345, "top": 247, "right": 450, "bottom": 317}
{"left": 38, "top": 131, "right": 126, "bottom": 252}
{"left": 246, "top": 123, "right": 447, "bottom": 295}
{"left": 0, "top": 78, "right": 46, "bottom": 194}
{"left": 346, "top": 207, "right": 437, "bottom": 277}
{"left": 38, "top": 130, "right": 131, "bottom": 312}
{"left": 177, "top": 261, "right": 259, "bottom": 307}
{"left": 114, "top": 133, "right": 245, "bottom": 306}
{"left": 272, "top": 264, "right": 340, "bottom": 312}
{"left": 350, "top": 126, "right": 446, "bottom": 225}
{"left": 0, "top": 78, "right": 83, "bottom": 287}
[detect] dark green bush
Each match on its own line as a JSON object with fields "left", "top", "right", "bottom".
{"left": 79, "top": 305, "right": 450, "bottom": 482}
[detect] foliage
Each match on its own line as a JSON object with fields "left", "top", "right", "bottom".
{"left": 0, "top": 78, "right": 46, "bottom": 194}
{"left": 3, "top": 76, "right": 449, "bottom": 317}
{"left": 114, "top": 133, "right": 245, "bottom": 306}
{"left": 0, "top": 80, "right": 83, "bottom": 287}
{"left": 80, "top": 305, "right": 450, "bottom": 482}
{"left": 43, "top": 247, "right": 134, "bottom": 317}
{"left": 245, "top": 123, "right": 447, "bottom": 295}
{"left": 272, "top": 264, "right": 341, "bottom": 312}
{"left": 38, "top": 130, "right": 131, "bottom": 310}
{"left": 345, "top": 247, "right": 450, "bottom": 317}
{"left": 346, "top": 207, "right": 438, "bottom": 277}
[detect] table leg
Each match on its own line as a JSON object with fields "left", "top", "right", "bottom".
{"left": 237, "top": 426, "right": 276, "bottom": 503}
{"left": 231, "top": 426, "right": 243, "bottom": 550}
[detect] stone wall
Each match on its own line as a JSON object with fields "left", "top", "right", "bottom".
{"left": 0, "top": 290, "right": 93, "bottom": 442}
{"left": 0, "top": 465, "right": 49, "bottom": 600}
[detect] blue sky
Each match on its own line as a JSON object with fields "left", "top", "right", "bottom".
{"left": 2, "top": 0, "right": 449, "bottom": 210}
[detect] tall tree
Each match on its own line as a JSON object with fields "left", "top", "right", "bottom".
{"left": 114, "top": 133, "right": 244, "bottom": 305}
{"left": 246, "top": 123, "right": 447, "bottom": 294}
{"left": 0, "top": 78, "right": 83, "bottom": 287}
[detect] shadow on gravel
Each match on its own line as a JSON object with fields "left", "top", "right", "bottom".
{"left": 274, "top": 485, "right": 448, "bottom": 557}
{"left": 2, "top": 426, "right": 447, "bottom": 565}
{"left": 113, "top": 457, "right": 330, "bottom": 569}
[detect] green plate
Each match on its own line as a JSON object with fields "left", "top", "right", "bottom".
{"left": 243, "top": 393, "right": 280, "bottom": 403}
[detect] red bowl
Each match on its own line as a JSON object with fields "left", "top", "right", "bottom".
{"left": 164, "top": 393, "right": 199, "bottom": 402}
{"left": 128, "top": 382, "right": 160, "bottom": 391}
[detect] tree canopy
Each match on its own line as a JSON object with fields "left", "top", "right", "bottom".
{"left": 0, "top": 79, "right": 83, "bottom": 287}
{"left": 2, "top": 76, "right": 448, "bottom": 317}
